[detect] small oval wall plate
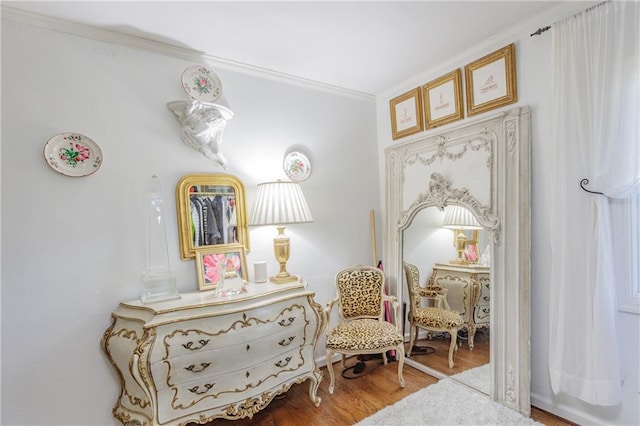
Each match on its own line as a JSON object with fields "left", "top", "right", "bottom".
{"left": 181, "top": 65, "right": 222, "bottom": 103}
{"left": 43, "top": 132, "right": 103, "bottom": 177}
{"left": 283, "top": 151, "right": 311, "bottom": 182}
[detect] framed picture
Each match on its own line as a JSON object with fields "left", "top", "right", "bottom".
{"left": 195, "top": 244, "right": 248, "bottom": 292}
{"left": 464, "top": 43, "right": 517, "bottom": 116}
{"left": 422, "top": 69, "right": 464, "bottom": 129}
{"left": 389, "top": 87, "right": 424, "bottom": 140}
{"left": 464, "top": 242, "right": 479, "bottom": 263}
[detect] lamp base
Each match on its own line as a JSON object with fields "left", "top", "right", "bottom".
{"left": 449, "top": 258, "right": 469, "bottom": 265}
{"left": 269, "top": 274, "right": 299, "bottom": 284}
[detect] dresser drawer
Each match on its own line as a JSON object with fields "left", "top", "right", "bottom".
{"left": 477, "top": 279, "right": 490, "bottom": 306}
{"left": 152, "top": 323, "right": 307, "bottom": 390}
{"left": 152, "top": 301, "right": 311, "bottom": 362}
{"left": 474, "top": 305, "right": 490, "bottom": 324}
{"left": 156, "top": 345, "right": 315, "bottom": 423}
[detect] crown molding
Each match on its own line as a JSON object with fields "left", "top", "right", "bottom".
{"left": 1, "top": 5, "right": 375, "bottom": 102}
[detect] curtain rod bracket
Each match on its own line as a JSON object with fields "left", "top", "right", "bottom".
{"left": 530, "top": 26, "right": 551, "bottom": 37}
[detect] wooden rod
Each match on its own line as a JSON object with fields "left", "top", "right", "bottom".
{"left": 370, "top": 209, "right": 378, "bottom": 267}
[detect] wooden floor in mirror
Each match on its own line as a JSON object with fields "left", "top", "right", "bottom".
{"left": 203, "top": 341, "right": 574, "bottom": 426}
{"left": 409, "top": 332, "right": 491, "bottom": 375}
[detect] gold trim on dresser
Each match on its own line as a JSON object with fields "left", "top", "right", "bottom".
{"left": 102, "top": 281, "right": 326, "bottom": 425}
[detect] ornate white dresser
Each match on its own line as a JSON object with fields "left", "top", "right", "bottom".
{"left": 102, "top": 281, "right": 326, "bottom": 425}
{"left": 427, "top": 263, "right": 490, "bottom": 350}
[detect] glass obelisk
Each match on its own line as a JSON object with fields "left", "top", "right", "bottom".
{"left": 141, "top": 175, "right": 180, "bottom": 303}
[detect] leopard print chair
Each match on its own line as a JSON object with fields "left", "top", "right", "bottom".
{"left": 403, "top": 262, "right": 464, "bottom": 368}
{"left": 325, "top": 265, "right": 405, "bottom": 394}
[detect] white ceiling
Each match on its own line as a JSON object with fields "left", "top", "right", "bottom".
{"left": 4, "top": 1, "right": 561, "bottom": 95}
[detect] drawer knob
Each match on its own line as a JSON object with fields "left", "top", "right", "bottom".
{"left": 185, "top": 362, "right": 211, "bottom": 373}
{"left": 278, "top": 317, "right": 296, "bottom": 327}
{"left": 182, "top": 339, "right": 210, "bottom": 351}
{"left": 278, "top": 336, "right": 295, "bottom": 347}
{"left": 188, "top": 382, "right": 215, "bottom": 395}
{"left": 275, "top": 356, "right": 292, "bottom": 368}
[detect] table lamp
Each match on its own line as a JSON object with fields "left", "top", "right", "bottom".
{"left": 248, "top": 180, "right": 313, "bottom": 283}
{"left": 442, "top": 205, "right": 482, "bottom": 265}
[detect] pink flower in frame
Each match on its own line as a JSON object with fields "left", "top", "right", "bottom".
{"left": 203, "top": 253, "right": 226, "bottom": 284}
{"left": 225, "top": 254, "right": 241, "bottom": 275}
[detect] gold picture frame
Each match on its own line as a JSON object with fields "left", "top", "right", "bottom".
{"left": 390, "top": 87, "right": 424, "bottom": 140}
{"left": 464, "top": 43, "right": 517, "bottom": 116}
{"left": 422, "top": 69, "right": 464, "bottom": 129}
{"left": 195, "top": 244, "right": 248, "bottom": 291}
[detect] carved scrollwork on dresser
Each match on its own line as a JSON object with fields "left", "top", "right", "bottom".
{"left": 102, "top": 283, "right": 326, "bottom": 425}
{"left": 101, "top": 321, "right": 151, "bottom": 411}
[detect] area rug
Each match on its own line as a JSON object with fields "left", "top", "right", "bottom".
{"left": 450, "top": 363, "right": 490, "bottom": 395}
{"left": 354, "top": 378, "right": 541, "bottom": 425}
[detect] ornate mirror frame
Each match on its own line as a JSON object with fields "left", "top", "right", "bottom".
{"left": 384, "top": 106, "right": 531, "bottom": 415}
{"left": 176, "top": 173, "right": 249, "bottom": 260}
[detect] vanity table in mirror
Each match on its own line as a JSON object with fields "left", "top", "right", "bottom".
{"left": 428, "top": 262, "right": 490, "bottom": 350}
{"left": 384, "top": 106, "right": 531, "bottom": 415}
{"left": 102, "top": 281, "right": 326, "bottom": 425}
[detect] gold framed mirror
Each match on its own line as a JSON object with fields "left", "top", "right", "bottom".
{"left": 176, "top": 173, "right": 249, "bottom": 259}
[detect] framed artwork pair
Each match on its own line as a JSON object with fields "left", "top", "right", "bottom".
{"left": 390, "top": 44, "right": 517, "bottom": 139}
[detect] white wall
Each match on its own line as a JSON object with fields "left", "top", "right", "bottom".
{"left": 0, "top": 18, "right": 380, "bottom": 425}
{"left": 376, "top": 3, "right": 639, "bottom": 426}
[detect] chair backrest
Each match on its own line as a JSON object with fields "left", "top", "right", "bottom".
{"left": 403, "top": 262, "right": 421, "bottom": 311}
{"left": 335, "top": 265, "right": 385, "bottom": 321}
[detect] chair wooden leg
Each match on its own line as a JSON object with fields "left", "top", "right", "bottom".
{"left": 396, "top": 344, "right": 406, "bottom": 387}
{"left": 408, "top": 325, "right": 416, "bottom": 357}
{"left": 468, "top": 324, "right": 477, "bottom": 351}
{"left": 382, "top": 351, "right": 388, "bottom": 365}
{"left": 326, "top": 349, "right": 336, "bottom": 394}
{"left": 448, "top": 328, "right": 458, "bottom": 368}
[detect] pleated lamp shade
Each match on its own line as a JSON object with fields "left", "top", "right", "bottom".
{"left": 249, "top": 181, "right": 314, "bottom": 226}
{"left": 442, "top": 205, "right": 481, "bottom": 229}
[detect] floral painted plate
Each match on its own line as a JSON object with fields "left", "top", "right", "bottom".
{"left": 44, "top": 132, "right": 103, "bottom": 177}
{"left": 181, "top": 65, "right": 222, "bottom": 102}
{"left": 283, "top": 151, "right": 311, "bottom": 182}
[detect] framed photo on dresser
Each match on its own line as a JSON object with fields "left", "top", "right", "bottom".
{"left": 195, "top": 244, "right": 248, "bottom": 291}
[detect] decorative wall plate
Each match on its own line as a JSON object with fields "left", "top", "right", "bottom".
{"left": 283, "top": 151, "right": 311, "bottom": 182}
{"left": 44, "top": 132, "right": 103, "bottom": 177}
{"left": 181, "top": 65, "right": 222, "bottom": 102}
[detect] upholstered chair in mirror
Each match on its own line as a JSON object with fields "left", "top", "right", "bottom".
{"left": 403, "top": 262, "right": 464, "bottom": 368}
{"left": 325, "top": 265, "right": 405, "bottom": 394}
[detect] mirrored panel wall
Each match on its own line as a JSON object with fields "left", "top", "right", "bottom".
{"left": 384, "top": 106, "right": 531, "bottom": 415}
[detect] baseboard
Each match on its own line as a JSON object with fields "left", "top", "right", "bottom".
{"left": 531, "top": 391, "right": 602, "bottom": 425}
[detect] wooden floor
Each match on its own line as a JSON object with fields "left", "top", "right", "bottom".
{"left": 407, "top": 331, "right": 490, "bottom": 375}
{"left": 203, "top": 353, "right": 575, "bottom": 426}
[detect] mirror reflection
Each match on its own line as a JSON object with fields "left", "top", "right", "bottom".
{"left": 402, "top": 206, "right": 491, "bottom": 394}
{"left": 176, "top": 174, "right": 249, "bottom": 259}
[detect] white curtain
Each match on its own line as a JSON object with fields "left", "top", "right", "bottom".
{"left": 549, "top": 0, "right": 640, "bottom": 406}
